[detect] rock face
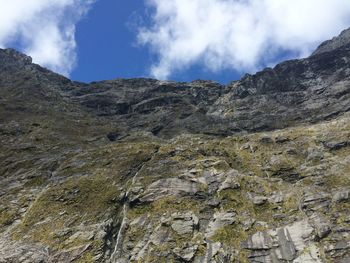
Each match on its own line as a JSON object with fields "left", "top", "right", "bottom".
{"left": 0, "top": 29, "right": 350, "bottom": 262}
{"left": 242, "top": 220, "right": 316, "bottom": 262}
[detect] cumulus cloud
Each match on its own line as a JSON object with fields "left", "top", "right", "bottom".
{"left": 139, "top": 0, "right": 350, "bottom": 80}
{"left": 0, "top": 0, "right": 95, "bottom": 76}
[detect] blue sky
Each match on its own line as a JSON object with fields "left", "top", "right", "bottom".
{"left": 71, "top": 0, "right": 242, "bottom": 83}
{"left": 72, "top": 0, "right": 154, "bottom": 83}
{"left": 1, "top": 0, "right": 350, "bottom": 84}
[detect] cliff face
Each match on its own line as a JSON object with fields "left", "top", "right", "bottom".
{"left": 0, "top": 29, "right": 350, "bottom": 263}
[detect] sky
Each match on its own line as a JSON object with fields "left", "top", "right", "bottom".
{"left": 1, "top": 0, "right": 350, "bottom": 84}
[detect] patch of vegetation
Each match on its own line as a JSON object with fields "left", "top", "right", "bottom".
{"left": 212, "top": 224, "right": 247, "bottom": 249}
{"left": 57, "top": 141, "right": 159, "bottom": 183}
{"left": 324, "top": 174, "right": 350, "bottom": 189}
{"left": 0, "top": 208, "right": 16, "bottom": 227}
{"left": 282, "top": 190, "right": 302, "bottom": 214}
{"left": 125, "top": 224, "right": 147, "bottom": 245}
{"left": 24, "top": 176, "right": 47, "bottom": 187}
{"left": 75, "top": 239, "right": 104, "bottom": 263}
{"left": 12, "top": 175, "right": 120, "bottom": 250}
{"left": 129, "top": 196, "right": 201, "bottom": 219}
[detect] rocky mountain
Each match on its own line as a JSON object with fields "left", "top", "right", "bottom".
{"left": 0, "top": 28, "right": 350, "bottom": 263}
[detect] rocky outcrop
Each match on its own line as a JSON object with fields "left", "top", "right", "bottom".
{"left": 243, "top": 220, "right": 317, "bottom": 262}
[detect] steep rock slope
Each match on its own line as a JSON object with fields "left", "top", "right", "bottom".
{"left": 0, "top": 29, "right": 349, "bottom": 263}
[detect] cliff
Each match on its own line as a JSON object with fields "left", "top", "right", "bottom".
{"left": 0, "top": 28, "right": 350, "bottom": 262}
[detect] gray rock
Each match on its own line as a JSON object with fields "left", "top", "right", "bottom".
{"left": 205, "top": 211, "right": 236, "bottom": 238}
{"left": 243, "top": 220, "right": 315, "bottom": 262}
{"left": 201, "top": 170, "right": 225, "bottom": 194}
{"left": 260, "top": 136, "right": 274, "bottom": 144}
{"left": 293, "top": 244, "right": 322, "bottom": 263}
{"left": 200, "top": 242, "right": 223, "bottom": 263}
{"left": 313, "top": 28, "right": 350, "bottom": 56}
{"left": 306, "top": 147, "right": 324, "bottom": 162}
{"left": 301, "top": 191, "right": 331, "bottom": 213}
{"left": 268, "top": 192, "right": 284, "bottom": 204}
{"left": 333, "top": 190, "right": 350, "bottom": 203}
{"left": 275, "top": 136, "right": 290, "bottom": 144}
{"left": 248, "top": 193, "right": 268, "bottom": 206}
{"left": 140, "top": 178, "right": 198, "bottom": 202}
{"left": 310, "top": 214, "right": 331, "bottom": 240}
{"left": 324, "top": 140, "right": 350, "bottom": 151}
{"left": 0, "top": 240, "right": 48, "bottom": 263}
{"left": 218, "top": 169, "right": 241, "bottom": 192}
{"left": 171, "top": 212, "right": 199, "bottom": 236}
{"left": 285, "top": 147, "right": 298, "bottom": 155}
{"left": 51, "top": 244, "right": 92, "bottom": 263}
{"left": 273, "top": 214, "right": 286, "bottom": 220}
{"left": 207, "top": 198, "right": 221, "bottom": 207}
{"left": 243, "top": 231, "right": 272, "bottom": 250}
{"left": 242, "top": 217, "right": 256, "bottom": 231}
{"left": 325, "top": 240, "right": 350, "bottom": 259}
{"left": 275, "top": 227, "right": 297, "bottom": 261}
{"left": 173, "top": 244, "right": 198, "bottom": 261}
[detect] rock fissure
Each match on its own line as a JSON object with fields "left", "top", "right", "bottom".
{"left": 109, "top": 147, "right": 160, "bottom": 263}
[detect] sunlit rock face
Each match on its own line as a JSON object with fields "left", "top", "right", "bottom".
{"left": 0, "top": 28, "right": 350, "bottom": 263}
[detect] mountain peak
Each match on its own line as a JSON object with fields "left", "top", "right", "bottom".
{"left": 0, "top": 48, "right": 33, "bottom": 72}
{"left": 312, "top": 27, "right": 350, "bottom": 56}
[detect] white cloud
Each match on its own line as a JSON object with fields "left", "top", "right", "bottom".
{"left": 0, "top": 0, "right": 95, "bottom": 76}
{"left": 139, "top": 0, "right": 350, "bottom": 80}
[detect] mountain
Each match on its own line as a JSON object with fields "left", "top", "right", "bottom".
{"left": 0, "top": 28, "right": 350, "bottom": 263}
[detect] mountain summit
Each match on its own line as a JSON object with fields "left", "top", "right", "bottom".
{"left": 312, "top": 27, "right": 350, "bottom": 56}
{"left": 0, "top": 29, "right": 350, "bottom": 263}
